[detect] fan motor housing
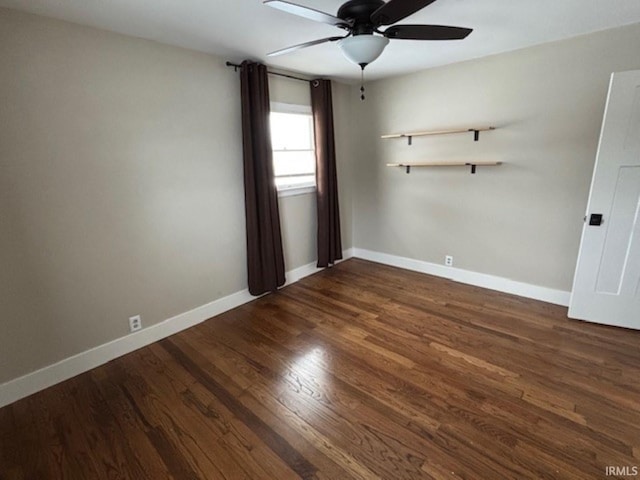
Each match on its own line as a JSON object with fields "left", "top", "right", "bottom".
{"left": 337, "top": 0, "right": 384, "bottom": 34}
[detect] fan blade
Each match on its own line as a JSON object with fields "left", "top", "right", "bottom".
{"left": 371, "top": 0, "right": 437, "bottom": 26}
{"left": 267, "top": 36, "right": 344, "bottom": 56}
{"left": 384, "top": 24, "right": 472, "bottom": 40}
{"left": 264, "top": 0, "right": 350, "bottom": 28}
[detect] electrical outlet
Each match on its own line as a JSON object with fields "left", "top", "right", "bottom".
{"left": 445, "top": 255, "right": 454, "bottom": 267}
{"left": 129, "top": 315, "right": 142, "bottom": 333}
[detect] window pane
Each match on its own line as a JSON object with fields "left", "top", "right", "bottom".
{"left": 275, "top": 175, "right": 316, "bottom": 189}
{"left": 273, "top": 151, "right": 315, "bottom": 177}
{"left": 270, "top": 112, "right": 313, "bottom": 150}
{"left": 270, "top": 108, "right": 316, "bottom": 192}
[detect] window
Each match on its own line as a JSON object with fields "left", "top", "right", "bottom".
{"left": 270, "top": 103, "right": 315, "bottom": 194}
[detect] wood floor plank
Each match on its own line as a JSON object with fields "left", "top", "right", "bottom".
{"left": 164, "top": 334, "right": 360, "bottom": 479}
{"left": 159, "top": 338, "right": 319, "bottom": 479}
{"left": 89, "top": 366, "right": 175, "bottom": 480}
{"left": 147, "top": 343, "right": 304, "bottom": 480}
{"left": 1, "top": 258, "right": 639, "bottom": 479}
{"left": 41, "top": 382, "right": 108, "bottom": 479}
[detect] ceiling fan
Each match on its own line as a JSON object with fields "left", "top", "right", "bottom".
{"left": 264, "top": 0, "right": 472, "bottom": 70}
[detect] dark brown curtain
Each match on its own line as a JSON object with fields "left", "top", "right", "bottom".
{"left": 240, "top": 61, "right": 285, "bottom": 295}
{"left": 311, "top": 79, "right": 342, "bottom": 268}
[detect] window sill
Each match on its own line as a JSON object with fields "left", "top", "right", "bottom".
{"left": 277, "top": 186, "right": 316, "bottom": 198}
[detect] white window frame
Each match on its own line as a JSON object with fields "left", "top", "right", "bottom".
{"left": 270, "top": 102, "right": 316, "bottom": 197}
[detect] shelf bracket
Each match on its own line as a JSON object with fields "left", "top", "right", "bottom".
{"left": 466, "top": 163, "right": 477, "bottom": 174}
{"left": 473, "top": 129, "right": 480, "bottom": 141}
{"left": 407, "top": 135, "right": 412, "bottom": 146}
{"left": 405, "top": 165, "right": 411, "bottom": 174}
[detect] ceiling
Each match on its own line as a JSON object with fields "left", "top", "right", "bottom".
{"left": 3, "top": 0, "right": 640, "bottom": 81}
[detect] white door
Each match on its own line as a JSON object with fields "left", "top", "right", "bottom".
{"left": 569, "top": 70, "right": 640, "bottom": 330}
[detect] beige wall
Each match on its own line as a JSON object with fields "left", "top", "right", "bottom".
{"left": 0, "top": 8, "right": 353, "bottom": 384}
{"left": 333, "top": 81, "right": 355, "bottom": 251}
{"left": 351, "top": 23, "right": 640, "bottom": 291}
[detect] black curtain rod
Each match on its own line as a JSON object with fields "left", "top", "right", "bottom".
{"left": 225, "top": 61, "right": 311, "bottom": 83}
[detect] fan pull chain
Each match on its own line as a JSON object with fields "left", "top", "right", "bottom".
{"left": 360, "top": 64, "right": 365, "bottom": 101}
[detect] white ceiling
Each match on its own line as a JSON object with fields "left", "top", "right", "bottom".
{"left": 3, "top": 0, "right": 640, "bottom": 81}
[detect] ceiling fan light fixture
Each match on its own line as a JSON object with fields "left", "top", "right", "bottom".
{"left": 338, "top": 35, "right": 389, "bottom": 67}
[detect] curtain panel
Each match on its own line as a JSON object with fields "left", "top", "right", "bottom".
{"left": 311, "top": 79, "right": 343, "bottom": 267}
{"left": 240, "top": 61, "right": 286, "bottom": 295}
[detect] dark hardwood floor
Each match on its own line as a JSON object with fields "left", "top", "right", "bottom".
{"left": 1, "top": 258, "right": 639, "bottom": 479}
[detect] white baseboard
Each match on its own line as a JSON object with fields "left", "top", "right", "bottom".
{"left": 284, "top": 247, "right": 353, "bottom": 285}
{"left": 0, "top": 249, "right": 353, "bottom": 409}
{"left": 352, "top": 248, "right": 570, "bottom": 307}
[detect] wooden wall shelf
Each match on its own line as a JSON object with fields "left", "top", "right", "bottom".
{"left": 381, "top": 126, "right": 496, "bottom": 145}
{"left": 386, "top": 161, "right": 502, "bottom": 174}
